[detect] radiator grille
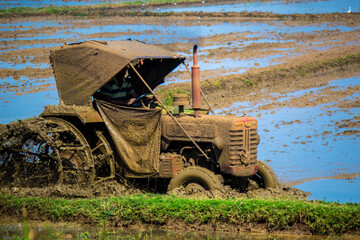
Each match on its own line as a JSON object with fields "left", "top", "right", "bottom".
{"left": 229, "top": 129, "right": 258, "bottom": 165}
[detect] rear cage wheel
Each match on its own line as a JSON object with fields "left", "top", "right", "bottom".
{"left": 0, "top": 117, "right": 95, "bottom": 186}
{"left": 41, "top": 117, "right": 96, "bottom": 185}
{"left": 90, "top": 131, "right": 116, "bottom": 182}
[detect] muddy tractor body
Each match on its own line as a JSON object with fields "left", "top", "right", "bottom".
{"left": 33, "top": 40, "right": 277, "bottom": 190}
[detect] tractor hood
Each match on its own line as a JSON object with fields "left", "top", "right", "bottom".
{"left": 50, "top": 40, "right": 185, "bottom": 106}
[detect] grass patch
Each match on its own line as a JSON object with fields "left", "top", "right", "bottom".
{"left": 1, "top": 193, "right": 359, "bottom": 235}
{"left": 155, "top": 87, "right": 189, "bottom": 106}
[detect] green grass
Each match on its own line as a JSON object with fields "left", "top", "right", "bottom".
{"left": 1, "top": 193, "right": 359, "bottom": 235}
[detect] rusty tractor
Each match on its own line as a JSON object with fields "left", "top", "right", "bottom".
{"left": 0, "top": 40, "right": 278, "bottom": 192}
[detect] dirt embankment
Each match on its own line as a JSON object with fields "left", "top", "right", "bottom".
{"left": 158, "top": 51, "right": 360, "bottom": 111}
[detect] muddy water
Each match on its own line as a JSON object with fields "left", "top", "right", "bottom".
{"left": 0, "top": 223, "right": 332, "bottom": 240}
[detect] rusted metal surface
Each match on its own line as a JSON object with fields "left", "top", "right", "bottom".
{"left": 222, "top": 163, "right": 258, "bottom": 177}
{"left": 183, "top": 62, "right": 216, "bottom": 115}
{"left": 166, "top": 123, "right": 216, "bottom": 139}
{"left": 161, "top": 114, "right": 260, "bottom": 177}
{"left": 159, "top": 153, "right": 184, "bottom": 178}
{"left": 191, "top": 45, "right": 201, "bottom": 118}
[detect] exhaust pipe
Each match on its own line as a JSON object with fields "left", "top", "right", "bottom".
{"left": 192, "top": 45, "right": 201, "bottom": 118}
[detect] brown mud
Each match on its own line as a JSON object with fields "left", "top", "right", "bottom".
{"left": 0, "top": 179, "right": 308, "bottom": 200}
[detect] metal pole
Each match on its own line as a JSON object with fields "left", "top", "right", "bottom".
{"left": 192, "top": 46, "right": 201, "bottom": 118}
{"left": 183, "top": 62, "right": 216, "bottom": 115}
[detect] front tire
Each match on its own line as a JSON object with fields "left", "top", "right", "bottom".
{"left": 250, "top": 160, "right": 278, "bottom": 189}
{"left": 167, "top": 166, "right": 222, "bottom": 192}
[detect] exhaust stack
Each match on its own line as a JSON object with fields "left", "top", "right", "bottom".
{"left": 192, "top": 45, "right": 201, "bottom": 118}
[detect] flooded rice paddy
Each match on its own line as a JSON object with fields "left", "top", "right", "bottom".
{"left": 2, "top": 0, "right": 360, "bottom": 14}
{"left": 0, "top": 0, "right": 359, "bottom": 204}
{"left": 0, "top": 0, "right": 134, "bottom": 9}
{"left": 161, "top": 0, "right": 360, "bottom": 14}
{"left": 217, "top": 75, "right": 360, "bottom": 202}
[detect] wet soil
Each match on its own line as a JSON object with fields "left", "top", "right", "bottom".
{"left": 0, "top": 180, "right": 142, "bottom": 198}
{"left": 1, "top": 4, "right": 360, "bottom": 236}
{"left": 0, "top": 179, "right": 308, "bottom": 200}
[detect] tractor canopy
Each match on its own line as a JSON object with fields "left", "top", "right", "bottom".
{"left": 50, "top": 40, "right": 185, "bottom": 106}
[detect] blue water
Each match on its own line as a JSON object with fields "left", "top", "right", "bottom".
{"left": 1, "top": 0, "right": 359, "bottom": 14}
{"left": 295, "top": 177, "right": 360, "bottom": 203}
{"left": 0, "top": 76, "right": 58, "bottom": 123}
{"left": 4, "top": 21, "right": 358, "bottom": 44}
{"left": 160, "top": 0, "right": 360, "bottom": 14}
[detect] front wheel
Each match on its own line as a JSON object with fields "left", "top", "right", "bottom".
{"left": 249, "top": 160, "right": 278, "bottom": 189}
{"left": 167, "top": 166, "right": 222, "bottom": 192}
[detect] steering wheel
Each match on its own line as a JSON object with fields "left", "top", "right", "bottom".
{"left": 131, "top": 94, "right": 156, "bottom": 108}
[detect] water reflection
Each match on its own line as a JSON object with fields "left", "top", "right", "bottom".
{"left": 0, "top": 223, "right": 327, "bottom": 240}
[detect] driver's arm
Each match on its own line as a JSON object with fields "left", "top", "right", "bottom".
{"left": 127, "top": 91, "right": 138, "bottom": 105}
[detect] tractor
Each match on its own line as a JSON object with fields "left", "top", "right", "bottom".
{"left": 0, "top": 40, "right": 278, "bottom": 192}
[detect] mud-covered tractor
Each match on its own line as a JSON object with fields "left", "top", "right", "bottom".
{"left": 0, "top": 40, "right": 278, "bottom": 191}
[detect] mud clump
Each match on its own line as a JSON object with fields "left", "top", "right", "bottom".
{"left": 336, "top": 116, "right": 360, "bottom": 128}
{"left": 0, "top": 180, "right": 143, "bottom": 198}
{"left": 0, "top": 181, "right": 309, "bottom": 200}
{"left": 335, "top": 116, "right": 360, "bottom": 136}
{"left": 168, "top": 184, "right": 309, "bottom": 200}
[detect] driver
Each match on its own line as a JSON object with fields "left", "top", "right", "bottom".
{"left": 95, "top": 69, "right": 138, "bottom": 105}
